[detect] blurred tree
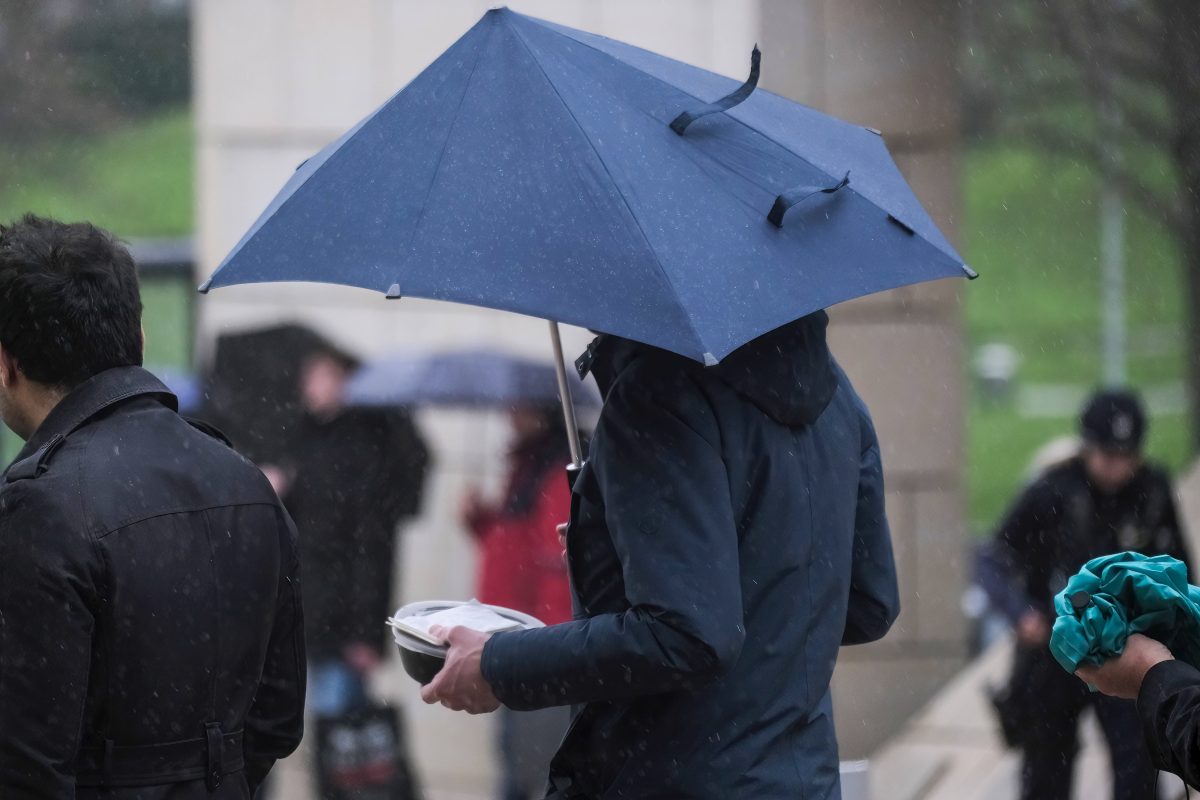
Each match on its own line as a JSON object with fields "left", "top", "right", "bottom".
{"left": 965, "top": 0, "right": 1200, "bottom": 452}
{"left": 65, "top": 1, "right": 190, "bottom": 116}
{"left": 0, "top": 0, "right": 188, "bottom": 141}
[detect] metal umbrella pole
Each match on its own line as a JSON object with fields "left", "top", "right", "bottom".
{"left": 549, "top": 320, "right": 585, "bottom": 471}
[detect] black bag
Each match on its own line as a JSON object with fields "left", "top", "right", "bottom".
{"left": 314, "top": 703, "right": 421, "bottom": 800}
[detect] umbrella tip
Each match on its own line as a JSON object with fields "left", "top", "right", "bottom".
{"left": 961, "top": 264, "right": 979, "bottom": 280}
{"left": 703, "top": 353, "right": 719, "bottom": 367}
{"left": 385, "top": 283, "right": 402, "bottom": 299}
{"left": 197, "top": 278, "right": 212, "bottom": 295}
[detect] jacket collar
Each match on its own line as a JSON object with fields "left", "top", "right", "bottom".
{"left": 9, "top": 366, "right": 177, "bottom": 466}
{"left": 576, "top": 335, "right": 650, "bottom": 399}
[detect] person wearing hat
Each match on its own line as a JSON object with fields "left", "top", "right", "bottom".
{"left": 981, "top": 388, "right": 1191, "bottom": 799}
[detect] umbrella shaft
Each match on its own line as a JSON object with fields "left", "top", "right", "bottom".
{"left": 550, "top": 321, "right": 584, "bottom": 469}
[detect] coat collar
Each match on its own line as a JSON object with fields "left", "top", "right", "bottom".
{"left": 8, "top": 366, "right": 177, "bottom": 468}
{"left": 575, "top": 335, "right": 652, "bottom": 399}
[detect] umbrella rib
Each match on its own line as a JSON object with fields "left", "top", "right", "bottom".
{"left": 506, "top": 18, "right": 708, "bottom": 358}
{"left": 398, "top": 25, "right": 492, "bottom": 274}
{"left": 518, "top": 15, "right": 937, "bottom": 247}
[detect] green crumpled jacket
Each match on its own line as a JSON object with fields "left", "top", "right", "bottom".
{"left": 1051, "top": 551, "right": 1200, "bottom": 674}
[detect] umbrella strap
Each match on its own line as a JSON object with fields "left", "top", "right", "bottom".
{"left": 768, "top": 170, "right": 851, "bottom": 228}
{"left": 670, "top": 46, "right": 760, "bottom": 135}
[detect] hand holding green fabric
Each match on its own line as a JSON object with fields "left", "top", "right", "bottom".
{"left": 1050, "top": 552, "right": 1200, "bottom": 674}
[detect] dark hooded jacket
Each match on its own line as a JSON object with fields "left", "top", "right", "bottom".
{"left": 0, "top": 368, "right": 305, "bottom": 799}
{"left": 481, "top": 313, "right": 899, "bottom": 799}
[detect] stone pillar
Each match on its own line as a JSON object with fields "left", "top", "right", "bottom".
{"left": 759, "top": 0, "right": 968, "bottom": 757}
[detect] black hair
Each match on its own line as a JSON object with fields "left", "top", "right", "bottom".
{"left": 0, "top": 214, "right": 143, "bottom": 390}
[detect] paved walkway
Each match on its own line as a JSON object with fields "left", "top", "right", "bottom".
{"left": 869, "top": 637, "right": 1187, "bottom": 800}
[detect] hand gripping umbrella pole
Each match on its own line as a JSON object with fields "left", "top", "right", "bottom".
{"left": 549, "top": 321, "right": 585, "bottom": 475}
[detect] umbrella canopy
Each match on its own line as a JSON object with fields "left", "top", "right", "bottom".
{"left": 347, "top": 349, "right": 601, "bottom": 410}
{"left": 201, "top": 7, "right": 971, "bottom": 366}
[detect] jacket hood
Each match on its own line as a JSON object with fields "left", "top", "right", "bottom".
{"left": 580, "top": 312, "right": 837, "bottom": 428}
{"left": 709, "top": 312, "right": 836, "bottom": 427}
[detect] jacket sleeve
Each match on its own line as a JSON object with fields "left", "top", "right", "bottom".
{"left": 243, "top": 505, "right": 307, "bottom": 794}
{"left": 985, "top": 478, "right": 1060, "bottom": 625}
{"left": 841, "top": 397, "right": 900, "bottom": 645}
{"left": 1138, "top": 659, "right": 1200, "bottom": 788}
{"left": 0, "top": 482, "right": 98, "bottom": 799}
{"left": 482, "top": 363, "right": 745, "bottom": 710}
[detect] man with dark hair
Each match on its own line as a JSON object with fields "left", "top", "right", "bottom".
{"left": 0, "top": 215, "right": 305, "bottom": 799}
{"left": 982, "top": 388, "right": 1190, "bottom": 800}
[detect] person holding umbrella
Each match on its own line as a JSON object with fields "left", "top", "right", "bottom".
{"left": 460, "top": 403, "right": 575, "bottom": 800}
{"left": 425, "top": 312, "right": 900, "bottom": 798}
{"left": 200, "top": 10, "right": 976, "bottom": 797}
{"left": 270, "top": 342, "right": 429, "bottom": 799}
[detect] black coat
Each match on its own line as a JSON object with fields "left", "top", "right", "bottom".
{"left": 482, "top": 313, "right": 900, "bottom": 799}
{"left": 983, "top": 457, "right": 1191, "bottom": 626}
{"left": 0, "top": 368, "right": 305, "bottom": 799}
{"left": 281, "top": 409, "right": 428, "bottom": 659}
{"left": 1140, "top": 659, "right": 1200, "bottom": 788}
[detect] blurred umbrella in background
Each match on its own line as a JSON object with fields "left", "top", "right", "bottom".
{"left": 149, "top": 366, "right": 204, "bottom": 415}
{"left": 347, "top": 349, "right": 601, "bottom": 411}
{"left": 199, "top": 323, "right": 357, "bottom": 465}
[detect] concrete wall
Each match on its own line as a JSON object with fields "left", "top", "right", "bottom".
{"left": 194, "top": 0, "right": 966, "bottom": 790}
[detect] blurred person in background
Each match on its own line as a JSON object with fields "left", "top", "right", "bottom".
{"left": 981, "top": 388, "right": 1191, "bottom": 800}
{"left": 460, "top": 404, "right": 574, "bottom": 800}
{"left": 270, "top": 344, "right": 429, "bottom": 800}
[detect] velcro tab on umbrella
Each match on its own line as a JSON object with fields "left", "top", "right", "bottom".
{"left": 768, "top": 171, "right": 851, "bottom": 228}
{"left": 670, "top": 46, "right": 760, "bottom": 135}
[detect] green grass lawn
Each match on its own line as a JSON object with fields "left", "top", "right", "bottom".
{"left": 0, "top": 110, "right": 193, "bottom": 237}
{"left": 0, "top": 109, "right": 194, "bottom": 371}
{"left": 964, "top": 145, "right": 1192, "bottom": 533}
{"left": 0, "top": 111, "right": 195, "bottom": 461}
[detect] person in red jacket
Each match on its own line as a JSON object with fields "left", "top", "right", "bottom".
{"left": 460, "top": 404, "right": 574, "bottom": 800}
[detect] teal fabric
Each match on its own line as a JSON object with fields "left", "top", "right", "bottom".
{"left": 1050, "top": 551, "right": 1200, "bottom": 674}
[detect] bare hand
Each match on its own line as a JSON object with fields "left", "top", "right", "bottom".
{"left": 557, "top": 523, "right": 569, "bottom": 562}
{"left": 1076, "top": 634, "right": 1174, "bottom": 699}
{"left": 1016, "top": 610, "right": 1051, "bottom": 647}
{"left": 460, "top": 489, "right": 489, "bottom": 529}
{"left": 420, "top": 625, "right": 500, "bottom": 714}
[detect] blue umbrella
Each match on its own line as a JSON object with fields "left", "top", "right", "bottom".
{"left": 149, "top": 367, "right": 204, "bottom": 414}
{"left": 347, "top": 349, "right": 601, "bottom": 410}
{"left": 201, "top": 8, "right": 973, "bottom": 464}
